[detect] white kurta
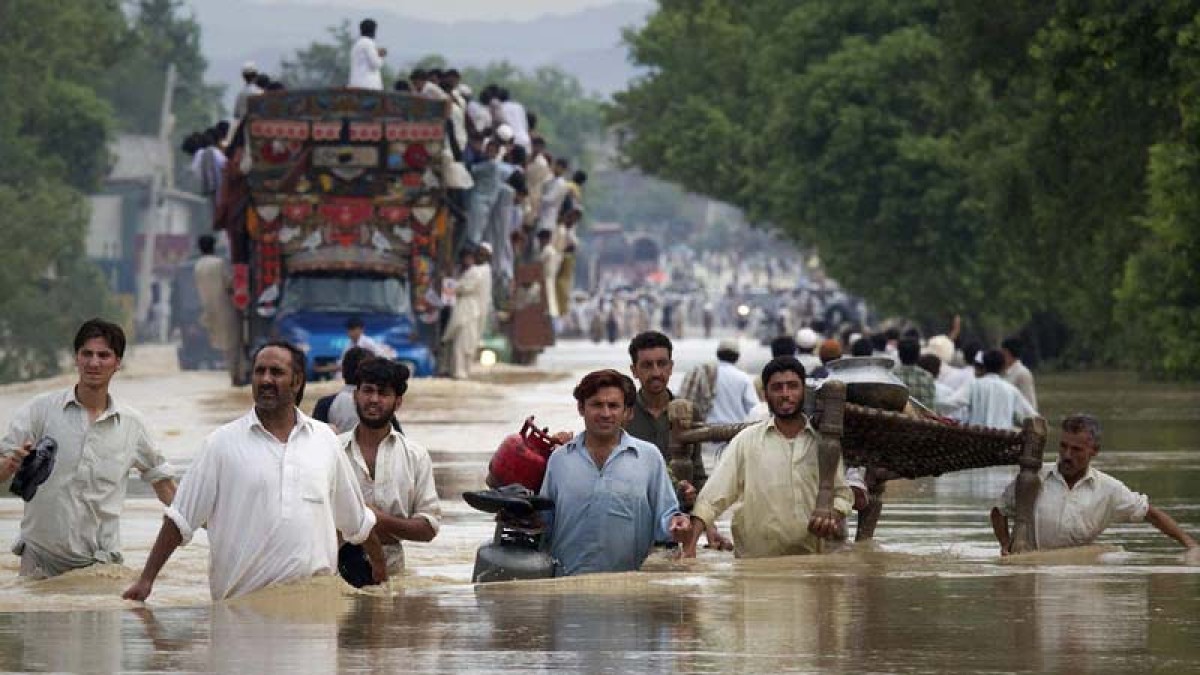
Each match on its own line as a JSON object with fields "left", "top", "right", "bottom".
{"left": 348, "top": 36, "right": 384, "bottom": 90}
{"left": 442, "top": 263, "right": 492, "bottom": 379}
{"left": 998, "top": 466, "right": 1148, "bottom": 549}
{"left": 194, "top": 254, "right": 235, "bottom": 352}
{"left": 165, "top": 408, "right": 376, "bottom": 600}
{"left": 945, "top": 374, "right": 1037, "bottom": 430}
{"left": 339, "top": 428, "right": 441, "bottom": 574}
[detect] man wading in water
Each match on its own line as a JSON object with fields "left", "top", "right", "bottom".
{"left": 683, "top": 356, "right": 851, "bottom": 559}
{"left": 992, "top": 413, "right": 1200, "bottom": 557}
{"left": 123, "top": 341, "right": 387, "bottom": 601}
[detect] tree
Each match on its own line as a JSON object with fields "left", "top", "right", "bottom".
{"left": 0, "top": 0, "right": 125, "bottom": 381}
{"left": 613, "top": 0, "right": 1200, "bottom": 376}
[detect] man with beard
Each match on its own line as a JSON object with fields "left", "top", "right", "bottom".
{"left": 991, "top": 413, "right": 1198, "bottom": 556}
{"left": 539, "top": 369, "right": 691, "bottom": 576}
{"left": 682, "top": 356, "right": 852, "bottom": 558}
{"left": 624, "top": 331, "right": 731, "bottom": 550}
{"left": 123, "top": 341, "right": 387, "bottom": 601}
{"left": 336, "top": 358, "right": 439, "bottom": 584}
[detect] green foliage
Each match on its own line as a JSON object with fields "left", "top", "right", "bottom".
{"left": 281, "top": 20, "right": 357, "bottom": 89}
{"left": 0, "top": 0, "right": 152, "bottom": 382}
{"left": 614, "top": 0, "right": 1200, "bottom": 377}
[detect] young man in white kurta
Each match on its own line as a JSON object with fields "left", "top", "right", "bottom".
{"left": 340, "top": 427, "right": 440, "bottom": 574}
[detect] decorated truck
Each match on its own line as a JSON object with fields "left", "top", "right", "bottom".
{"left": 231, "top": 89, "right": 453, "bottom": 379}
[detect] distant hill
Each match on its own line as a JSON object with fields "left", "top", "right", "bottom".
{"left": 190, "top": 0, "right": 652, "bottom": 109}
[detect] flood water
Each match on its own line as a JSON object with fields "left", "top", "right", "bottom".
{"left": 0, "top": 339, "right": 1197, "bottom": 673}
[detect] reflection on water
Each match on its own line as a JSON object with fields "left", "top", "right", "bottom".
{"left": 0, "top": 344, "right": 1198, "bottom": 673}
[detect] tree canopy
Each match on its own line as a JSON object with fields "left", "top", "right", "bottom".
{"left": 613, "top": 0, "right": 1200, "bottom": 377}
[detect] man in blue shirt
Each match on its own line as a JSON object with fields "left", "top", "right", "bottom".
{"left": 540, "top": 369, "right": 691, "bottom": 576}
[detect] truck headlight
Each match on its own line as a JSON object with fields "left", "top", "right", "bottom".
{"left": 479, "top": 349, "right": 497, "bottom": 367}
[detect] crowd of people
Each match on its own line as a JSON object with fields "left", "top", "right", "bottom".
{"left": 178, "top": 20, "right": 593, "bottom": 382}
{"left": 0, "top": 319, "right": 1195, "bottom": 604}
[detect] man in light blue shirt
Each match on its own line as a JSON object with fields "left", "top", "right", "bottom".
{"left": 540, "top": 369, "right": 691, "bottom": 576}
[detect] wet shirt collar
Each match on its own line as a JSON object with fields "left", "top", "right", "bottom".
{"left": 563, "top": 430, "right": 644, "bottom": 460}
{"left": 1046, "top": 464, "right": 1099, "bottom": 488}
{"left": 248, "top": 407, "right": 316, "bottom": 441}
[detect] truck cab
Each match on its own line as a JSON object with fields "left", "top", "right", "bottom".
{"left": 274, "top": 273, "right": 435, "bottom": 378}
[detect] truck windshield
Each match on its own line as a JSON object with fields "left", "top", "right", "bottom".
{"left": 281, "top": 275, "right": 412, "bottom": 315}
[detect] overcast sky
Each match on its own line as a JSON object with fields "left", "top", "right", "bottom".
{"left": 252, "top": 0, "right": 651, "bottom": 22}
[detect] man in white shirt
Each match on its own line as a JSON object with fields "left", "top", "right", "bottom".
{"left": 945, "top": 349, "right": 1037, "bottom": 430}
{"left": 1, "top": 319, "right": 177, "bottom": 578}
{"left": 123, "top": 341, "right": 386, "bottom": 601}
{"left": 442, "top": 245, "right": 493, "bottom": 379}
{"left": 925, "top": 334, "right": 973, "bottom": 394}
{"left": 795, "top": 328, "right": 823, "bottom": 374}
{"left": 337, "top": 358, "right": 439, "bottom": 582}
{"left": 342, "top": 316, "right": 395, "bottom": 360}
{"left": 348, "top": 19, "right": 386, "bottom": 90}
{"left": 232, "top": 61, "right": 262, "bottom": 120}
{"left": 991, "top": 413, "right": 1198, "bottom": 555}
{"left": 707, "top": 339, "right": 759, "bottom": 426}
{"left": 496, "top": 88, "right": 531, "bottom": 152}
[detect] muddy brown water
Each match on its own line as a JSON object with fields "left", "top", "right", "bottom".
{"left": 0, "top": 342, "right": 1197, "bottom": 673}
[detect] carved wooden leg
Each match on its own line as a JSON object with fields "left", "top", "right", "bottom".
{"left": 855, "top": 468, "right": 889, "bottom": 541}
{"left": 813, "top": 381, "right": 846, "bottom": 522}
{"left": 1009, "top": 417, "right": 1047, "bottom": 554}
{"left": 667, "top": 399, "right": 697, "bottom": 484}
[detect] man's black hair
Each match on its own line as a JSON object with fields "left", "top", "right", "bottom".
{"left": 508, "top": 145, "right": 527, "bottom": 165}
{"left": 360, "top": 19, "right": 377, "bottom": 36}
{"left": 497, "top": 87, "right": 510, "bottom": 102}
{"left": 770, "top": 336, "right": 798, "bottom": 358}
{"left": 410, "top": 68, "right": 427, "bottom": 81}
{"left": 628, "top": 331, "right": 673, "bottom": 364}
{"left": 850, "top": 337, "right": 874, "bottom": 357}
{"left": 254, "top": 73, "right": 271, "bottom": 88}
{"left": 902, "top": 326, "right": 922, "bottom": 341}
{"left": 74, "top": 318, "right": 127, "bottom": 358}
{"left": 346, "top": 316, "right": 365, "bottom": 331}
{"left": 717, "top": 348, "right": 740, "bottom": 363}
{"left": 762, "top": 356, "right": 806, "bottom": 389}
{"left": 917, "top": 354, "right": 941, "bottom": 378}
{"left": 869, "top": 332, "right": 888, "bottom": 352}
{"left": 356, "top": 357, "right": 410, "bottom": 397}
{"left": 571, "top": 170, "right": 588, "bottom": 186}
{"left": 1001, "top": 336, "right": 1023, "bottom": 360}
{"left": 198, "top": 234, "right": 216, "bottom": 255}
{"left": 898, "top": 338, "right": 921, "bottom": 365}
{"left": 393, "top": 80, "right": 411, "bottom": 92}
{"left": 982, "top": 349, "right": 1006, "bottom": 374}
{"left": 884, "top": 327, "right": 901, "bottom": 342}
{"left": 342, "top": 346, "right": 372, "bottom": 386}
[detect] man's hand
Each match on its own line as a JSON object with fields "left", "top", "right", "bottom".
{"left": 550, "top": 431, "right": 573, "bottom": 445}
{"left": 999, "top": 546, "right": 1011, "bottom": 558}
{"left": 122, "top": 578, "right": 154, "bottom": 602}
{"left": 677, "top": 480, "right": 697, "bottom": 509}
{"left": 807, "top": 509, "right": 844, "bottom": 539}
{"left": 0, "top": 442, "right": 31, "bottom": 482}
{"left": 378, "top": 47, "right": 388, "bottom": 57}
{"left": 704, "top": 525, "right": 733, "bottom": 552}
{"left": 668, "top": 514, "right": 691, "bottom": 544}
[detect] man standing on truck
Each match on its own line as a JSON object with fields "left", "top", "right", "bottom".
{"left": 349, "top": 19, "right": 386, "bottom": 90}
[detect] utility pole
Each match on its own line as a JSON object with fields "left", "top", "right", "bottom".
{"left": 136, "top": 62, "right": 177, "bottom": 340}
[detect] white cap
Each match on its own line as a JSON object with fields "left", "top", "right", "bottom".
{"left": 477, "top": 242, "right": 493, "bottom": 255}
{"left": 496, "top": 124, "right": 514, "bottom": 142}
{"left": 796, "top": 327, "right": 819, "bottom": 349}
{"left": 926, "top": 335, "right": 955, "bottom": 364}
{"left": 718, "top": 338, "right": 740, "bottom": 353}
{"left": 455, "top": 83, "right": 473, "bottom": 97}
{"left": 242, "top": 61, "right": 258, "bottom": 74}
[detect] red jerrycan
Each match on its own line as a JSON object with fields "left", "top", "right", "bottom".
{"left": 486, "top": 417, "right": 561, "bottom": 492}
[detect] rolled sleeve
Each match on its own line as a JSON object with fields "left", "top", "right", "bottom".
{"left": 131, "top": 414, "right": 174, "bottom": 483}
{"left": 141, "top": 462, "right": 176, "bottom": 484}
{"left": 331, "top": 447, "right": 376, "bottom": 544}
{"left": 165, "top": 440, "right": 220, "bottom": 546}
{"left": 1111, "top": 484, "right": 1150, "bottom": 523}
{"left": 413, "top": 454, "right": 442, "bottom": 534}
